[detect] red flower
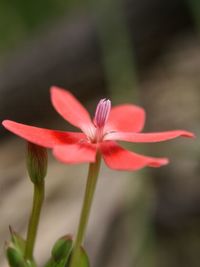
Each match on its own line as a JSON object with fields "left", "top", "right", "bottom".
{"left": 2, "top": 87, "right": 194, "bottom": 171}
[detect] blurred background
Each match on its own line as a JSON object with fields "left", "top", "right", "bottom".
{"left": 0, "top": 0, "right": 199, "bottom": 266}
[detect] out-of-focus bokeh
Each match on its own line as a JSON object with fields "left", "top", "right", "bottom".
{"left": 0, "top": 1, "right": 199, "bottom": 266}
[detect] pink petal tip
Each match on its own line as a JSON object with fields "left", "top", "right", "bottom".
{"left": 180, "top": 131, "right": 195, "bottom": 138}
{"left": 148, "top": 158, "right": 169, "bottom": 167}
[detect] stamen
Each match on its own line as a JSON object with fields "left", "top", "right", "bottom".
{"left": 94, "top": 99, "right": 111, "bottom": 128}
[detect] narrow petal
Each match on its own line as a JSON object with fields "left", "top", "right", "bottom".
{"left": 106, "top": 104, "right": 145, "bottom": 132}
{"left": 53, "top": 143, "right": 97, "bottom": 164}
{"left": 105, "top": 130, "right": 195, "bottom": 143}
{"left": 100, "top": 141, "right": 168, "bottom": 171}
{"left": 51, "top": 86, "right": 92, "bottom": 131}
{"left": 2, "top": 120, "right": 85, "bottom": 148}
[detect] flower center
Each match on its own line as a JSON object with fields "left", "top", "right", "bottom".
{"left": 93, "top": 98, "right": 111, "bottom": 142}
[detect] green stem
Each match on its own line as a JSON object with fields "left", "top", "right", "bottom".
{"left": 24, "top": 181, "right": 45, "bottom": 260}
{"left": 69, "top": 153, "right": 102, "bottom": 267}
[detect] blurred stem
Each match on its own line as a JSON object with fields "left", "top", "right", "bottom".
{"left": 69, "top": 153, "right": 101, "bottom": 267}
{"left": 128, "top": 172, "right": 156, "bottom": 267}
{"left": 24, "top": 181, "right": 45, "bottom": 260}
{"left": 90, "top": 0, "right": 138, "bottom": 102}
{"left": 187, "top": 0, "right": 200, "bottom": 30}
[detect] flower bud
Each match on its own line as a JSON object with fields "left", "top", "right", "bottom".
{"left": 26, "top": 142, "right": 48, "bottom": 184}
{"left": 51, "top": 235, "right": 73, "bottom": 263}
{"left": 6, "top": 246, "right": 27, "bottom": 267}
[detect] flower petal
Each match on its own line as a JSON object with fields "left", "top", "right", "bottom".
{"left": 105, "top": 130, "right": 195, "bottom": 143}
{"left": 2, "top": 120, "right": 85, "bottom": 148}
{"left": 106, "top": 104, "right": 145, "bottom": 132}
{"left": 100, "top": 141, "right": 168, "bottom": 171}
{"left": 51, "top": 86, "right": 92, "bottom": 131}
{"left": 53, "top": 143, "right": 97, "bottom": 164}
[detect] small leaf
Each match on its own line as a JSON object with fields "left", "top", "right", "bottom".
{"left": 68, "top": 246, "right": 90, "bottom": 267}
{"left": 55, "top": 259, "right": 67, "bottom": 267}
{"left": 26, "top": 260, "right": 37, "bottom": 267}
{"left": 77, "top": 247, "right": 90, "bottom": 267}
{"left": 9, "top": 226, "right": 26, "bottom": 254}
{"left": 43, "top": 258, "right": 56, "bottom": 267}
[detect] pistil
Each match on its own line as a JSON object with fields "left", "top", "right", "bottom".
{"left": 93, "top": 99, "right": 111, "bottom": 142}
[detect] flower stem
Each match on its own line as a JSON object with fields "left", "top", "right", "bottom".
{"left": 69, "top": 153, "right": 101, "bottom": 267}
{"left": 24, "top": 181, "right": 45, "bottom": 261}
